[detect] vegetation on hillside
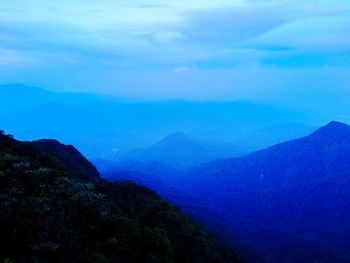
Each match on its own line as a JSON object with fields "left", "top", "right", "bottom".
{"left": 0, "top": 131, "right": 245, "bottom": 263}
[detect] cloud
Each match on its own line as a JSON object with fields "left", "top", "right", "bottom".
{"left": 250, "top": 16, "right": 350, "bottom": 50}
{"left": 1, "top": 0, "right": 350, "bottom": 70}
{"left": 0, "top": 49, "right": 37, "bottom": 68}
{"left": 151, "top": 31, "right": 185, "bottom": 43}
{"left": 173, "top": 66, "right": 191, "bottom": 73}
{"left": 0, "top": 0, "right": 350, "bottom": 103}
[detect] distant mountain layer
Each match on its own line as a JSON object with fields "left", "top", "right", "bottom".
{"left": 0, "top": 131, "right": 245, "bottom": 263}
{"left": 106, "top": 124, "right": 317, "bottom": 171}
{"left": 0, "top": 83, "right": 118, "bottom": 114}
{"left": 234, "top": 122, "right": 318, "bottom": 153}
{"left": 110, "top": 132, "right": 241, "bottom": 170}
{"left": 0, "top": 83, "right": 311, "bottom": 159}
{"left": 101, "top": 121, "right": 350, "bottom": 263}
{"left": 179, "top": 121, "right": 350, "bottom": 262}
{"left": 186, "top": 121, "right": 350, "bottom": 193}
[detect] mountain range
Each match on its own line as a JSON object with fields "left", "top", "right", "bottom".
{"left": 102, "top": 121, "right": 350, "bottom": 262}
{"left": 108, "top": 132, "right": 241, "bottom": 170}
{"left": 0, "top": 130, "right": 245, "bottom": 262}
{"left": 0, "top": 83, "right": 118, "bottom": 114}
{"left": 180, "top": 121, "right": 350, "bottom": 262}
{"left": 3, "top": 83, "right": 348, "bottom": 262}
{"left": 0, "top": 83, "right": 313, "bottom": 160}
{"left": 97, "top": 124, "right": 317, "bottom": 171}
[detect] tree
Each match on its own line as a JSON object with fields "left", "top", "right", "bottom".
{"left": 0, "top": 130, "right": 14, "bottom": 139}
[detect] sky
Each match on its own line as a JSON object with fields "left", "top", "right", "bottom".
{"left": 0, "top": 0, "right": 350, "bottom": 108}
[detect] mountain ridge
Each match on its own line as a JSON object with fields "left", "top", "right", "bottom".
{"left": 112, "top": 132, "right": 223, "bottom": 170}
{"left": 176, "top": 121, "right": 350, "bottom": 262}
{"left": 0, "top": 83, "right": 306, "bottom": 160}
{"left": 0, "top": 130, "right": 245, "bottom": 263}
{"left": 187, "top": 121, "right": 350, "bottom": 190}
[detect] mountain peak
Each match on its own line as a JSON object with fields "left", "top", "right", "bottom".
{"left": 324, "top": 121, "right": 349, "bottom": 129}
{"left": 311, "top": 121, "right": 350, "bottom": 138}
{"left": 152, "top": 132, "right": 200, "bottom": 154}
{"left": 162, "top": 132, "right": 192, "bottom": 141}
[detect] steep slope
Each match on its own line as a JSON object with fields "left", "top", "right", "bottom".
{"left": 180, "top": 121, "right": 350, "bottom": 262}
{"left": 0, "top": 131, "right": 245, "bottom": 263}
{"left": 186, "top": 121, "right": 350, "bottom": 194}
{"left": 234, "top": 122, "right": 317, "bottom": 154}
{"left": 28, "top": 139, "right": 100, "bottom": 180}
{"left": 98, "top": 160, "right": 179, "bottom": 187}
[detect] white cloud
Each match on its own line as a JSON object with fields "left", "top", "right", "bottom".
{"left": 1, "top": 0, "right": 350, "bottom": 102}
{"left": 173, "top": 66, "right": 191, "bottom": 73}
{"left": 151, "top": 31, "right": 185, "bottom": 43}
{"left": 0, "top": 49, "right": 37, "bottom": 68}
{"left": 250, "top": 16, "right": 350, "bottom": 51}
{"left": 1, "top": 0, "right": 349, "bottom": 68}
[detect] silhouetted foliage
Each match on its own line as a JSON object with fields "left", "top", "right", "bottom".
{"left": 0, "top": 134, "right": 245, "bottom": 263}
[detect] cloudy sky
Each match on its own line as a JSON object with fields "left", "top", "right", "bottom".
{"left": 0, "top": 0, "right": 350, "bottom": 107}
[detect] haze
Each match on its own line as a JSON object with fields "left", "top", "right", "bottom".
{"left": 0, "top": 0, "right": 350, "bottom": 113}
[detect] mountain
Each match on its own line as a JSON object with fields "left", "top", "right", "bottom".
{"left": 0, "top": 83, "right": 118, "bottom": 114}
{"left": 101, "top": 123, "right": 317, "bottom": 190}
{"left": 28, "top": 139, "right": 100, "bottom": 180}
{"left": 233, "top": 122, "right": 318, "bottom": 154}
{"left": 111, "top": 132, "right": 240, "bottom": 170}
{"left": 121, "top": 132, "right": 212, "bottom": 170}
{"left": 186, "top": 121, "right": 350, "bottom": 193}
{"left": 0, "top": 84, "right": 307, "bottom": 159}
{"left": 96, "top": 159, "right": 181, "bottom": 185}
{"left": 107, "top": 123, "right": 316, "bottom": 172}
{"left": 0, "top": 130, "right": 245, "bottom": 263}
{"left": 178, "top": 121, "right": 350, "bottom": 262}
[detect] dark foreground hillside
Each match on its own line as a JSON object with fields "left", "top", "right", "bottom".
{"left": 0, "top": 131, "right": 245, "bottom": 263}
